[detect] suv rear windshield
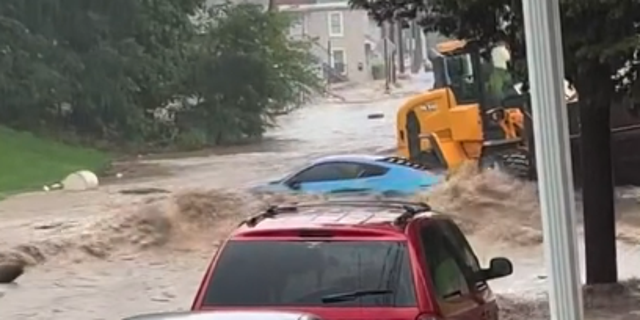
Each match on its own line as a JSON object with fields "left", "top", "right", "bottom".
{"left": 202, "top": 240, "right": 416, "bottom": 307}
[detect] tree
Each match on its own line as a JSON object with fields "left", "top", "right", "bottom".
{"left": 173, "top": 2, "right": 320, "bottom": 147}
{"left": 0, "top": 0, "right": 320, "bottom": 150}
{"left": 350, "top": 0, "right": 640, "bottom": 284}
{"left": 0, "top": 0, "right": 202, "bottom": 144}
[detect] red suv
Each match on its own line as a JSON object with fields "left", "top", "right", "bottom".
{"left": 191, "top": 200, "right": 513, "bottom": 320}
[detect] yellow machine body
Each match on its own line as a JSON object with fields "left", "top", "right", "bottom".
{"left": 397, "top": 89, "right": 482, "bottom": 169}
{"left": 396, "top": 40, "right": 531, "bottom": 175}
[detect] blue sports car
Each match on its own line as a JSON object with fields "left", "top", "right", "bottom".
{"left": 250, "top": 155, "right": 442, "bottom": 196}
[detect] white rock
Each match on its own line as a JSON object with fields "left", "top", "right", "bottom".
{"left": 61, "top": 170, "right": 99, "bottom": 191}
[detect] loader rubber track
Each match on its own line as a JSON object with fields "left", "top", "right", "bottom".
{"left": 480, "top": 149, "right": 531, "bottom": 179}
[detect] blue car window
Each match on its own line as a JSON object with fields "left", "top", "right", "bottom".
{"left": 359, "top": 163, "right": 390, "bottom": 178}
{"left": 290, "top": 163, "right": 357, "bottom": 183}
{"left": 290, "top": 162, "right": 386, "bottom": 184}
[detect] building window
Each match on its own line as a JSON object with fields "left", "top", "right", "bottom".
{"left": 328, "top": 12, "right": 344, "bottom": 37}
{"left": 289, "top": 13, "right": 304, "bottom": 37}
{"left": 331, "top": 48, "right": 347, "bottom": 75}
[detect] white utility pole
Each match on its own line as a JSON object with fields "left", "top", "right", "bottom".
{"left": 522, "top": 1, "right": 583, "bottom": 320}
{"left": 382, "top": 23, "right": 390, "bottom": 92}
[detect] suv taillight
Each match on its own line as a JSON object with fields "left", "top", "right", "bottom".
{"left": 416, "top": 314, "right": 440, "bottom": 320}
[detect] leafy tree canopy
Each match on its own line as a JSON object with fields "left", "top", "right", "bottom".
{"left": 350, "top": 0, "right": 640, "bottom": 102}
{"left": 0, "top": 0, "right": 319, "bottom": 150}
{"left": 177, "top": 3, "right": 320, "bottom": 147}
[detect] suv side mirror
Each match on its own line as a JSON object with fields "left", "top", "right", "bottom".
{"left": 481, "top": 257, "right": 513, "bottom": 281}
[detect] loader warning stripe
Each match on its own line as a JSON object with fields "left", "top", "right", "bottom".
{"left": 378, "top": 156, "right": 430, "bottom": 171}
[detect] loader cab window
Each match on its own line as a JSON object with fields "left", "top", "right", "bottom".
{"left": 441, "top": 44, "right": 520, "bottom": 108}
{"left": 443, "top": 52, "right": 479, "bottom": 104}
{"left": 484, "top": 44, "right": 518, "bottom": 105}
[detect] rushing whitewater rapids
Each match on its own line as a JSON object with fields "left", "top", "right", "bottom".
{"left": 1, "top": 76, "right": 640, "bottom": 319}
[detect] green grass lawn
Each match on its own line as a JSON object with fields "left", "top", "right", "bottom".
{"left": 0, "top": 126, "right": 111, "bottom": 196}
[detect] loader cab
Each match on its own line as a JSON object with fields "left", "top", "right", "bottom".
{"left": 430, "top": 40, "right": 520, "bottom": 114}
{"left": 397, "top": 39, "right": 536, "bottom": 178}
{"left": 430, "top": 48, "right": 480, "bottom": 105}
{"left": 430, "top": 40, "right": 523, "bottom": 141}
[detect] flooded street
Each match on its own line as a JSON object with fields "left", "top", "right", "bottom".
{"left": 1, "top": 75, "right": 640, "bottom": 319}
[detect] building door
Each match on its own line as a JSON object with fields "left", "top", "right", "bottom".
{"left": 331, "top": 49, "right": 347, "bottom": 75}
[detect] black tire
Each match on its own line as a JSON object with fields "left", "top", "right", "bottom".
{"left": 479, "top": 149, "right": 531, "bottom": 179}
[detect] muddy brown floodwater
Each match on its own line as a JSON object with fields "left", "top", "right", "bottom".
{"left": 1, "top": 76, "right": 640, "bottom": 319}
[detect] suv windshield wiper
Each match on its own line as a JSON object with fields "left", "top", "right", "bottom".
{"left": 321, "top": 289, "right": 393, "bottom": 304}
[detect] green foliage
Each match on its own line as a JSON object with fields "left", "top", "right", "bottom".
{"left": 0, "top": 0, "right": 320, "bottom": 150}
{"left": 177, "top": 3, "right": 321, "bottom": 145}
{"left": 349, "top": 0, "right": 640, "bottom": 102}
{"left": 0, "top": 126, "right": 109, "bottom": 194}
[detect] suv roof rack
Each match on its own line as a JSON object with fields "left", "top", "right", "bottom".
{"left": 241, "top": 199, "right": 432, "bottom": 228}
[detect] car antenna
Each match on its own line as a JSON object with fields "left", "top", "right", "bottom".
{"left": 240, "top": 204, "right": 298, "bottom": 227}
{"left": 393, "top": 202, "right": 431, "bottom": 227}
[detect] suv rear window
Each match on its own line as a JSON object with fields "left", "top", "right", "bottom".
{"left": 202, "top": 240, "right": 416, "bottom": 307}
